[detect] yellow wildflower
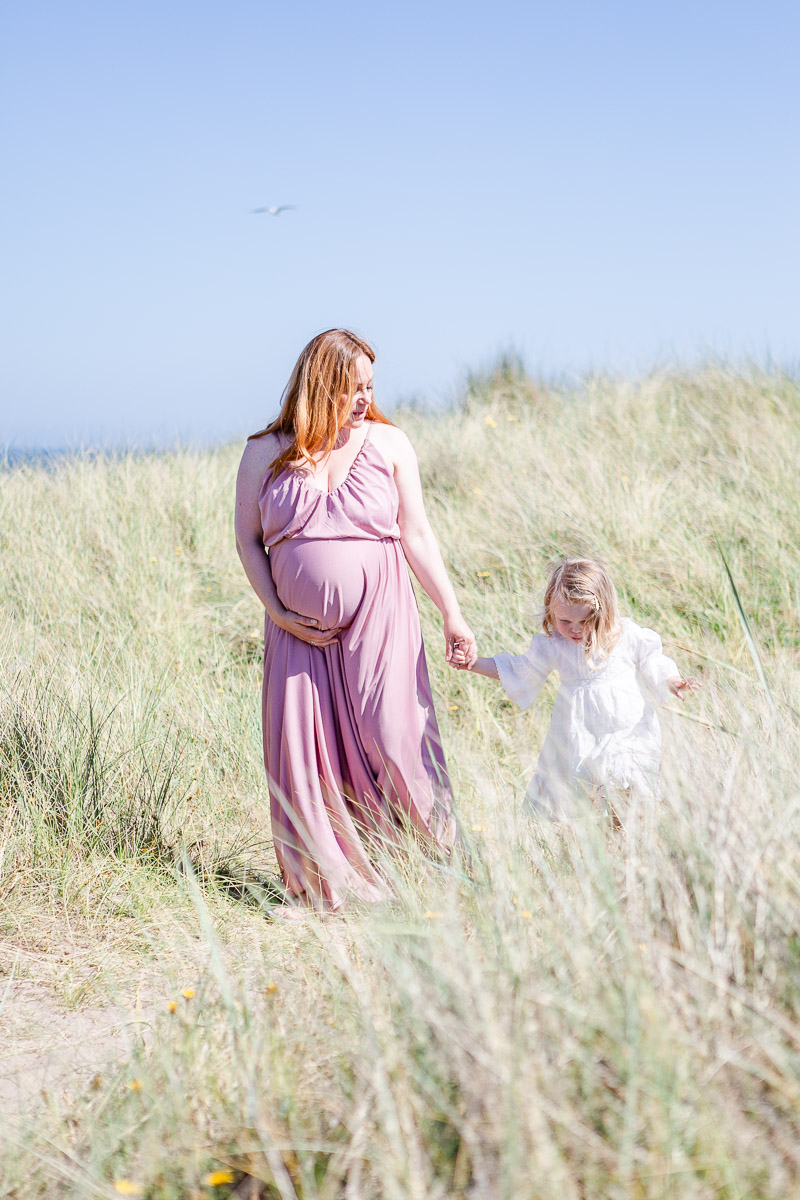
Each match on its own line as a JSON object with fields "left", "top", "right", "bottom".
{"left": 128, "top": 1079, "right": 143, "bottom": 1093}
{"left": 203, "top": 1169, "right": 236, "bottom": 1187}
{"left": 113, "top": 1181, "right": 143, "bottom": 1196}
{"left": 182, "top": 987, "right": 195, "bottom": 1000}
{"left": 484, "top": 416, "right": 497, "bottom": 427}
{"left": 266, "top": 982, "right": 278, "bottom": 994}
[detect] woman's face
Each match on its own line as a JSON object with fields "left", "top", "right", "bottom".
{"left": 341, "top": 355, "right": 374, "bottom": 429}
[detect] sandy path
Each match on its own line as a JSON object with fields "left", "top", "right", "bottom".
{"left": 0, "top": 934, "right": 166, "bottom": 1124}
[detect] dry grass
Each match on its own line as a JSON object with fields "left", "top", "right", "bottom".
{"left": 1, "top": 363, "right": 799, "bottom": 1198}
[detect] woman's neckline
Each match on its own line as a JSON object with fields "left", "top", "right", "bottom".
{"left": 298, "top": 423, "right": 373, "bottom": 496}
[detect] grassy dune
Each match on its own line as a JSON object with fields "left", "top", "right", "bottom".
{"left": 1, "top": 364, "right": 799, "bottom": 1198}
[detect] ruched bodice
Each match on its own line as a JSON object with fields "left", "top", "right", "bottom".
{"left": 258, "top": 432, "right": 401, "bottom": 546}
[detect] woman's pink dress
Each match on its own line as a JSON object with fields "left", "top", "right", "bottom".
{"left": 258, "top": 427, "right": 456, "bottom": 909}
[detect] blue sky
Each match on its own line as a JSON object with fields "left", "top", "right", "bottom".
{"left": 2, "top": 0, "right": 798, "bottom": 448}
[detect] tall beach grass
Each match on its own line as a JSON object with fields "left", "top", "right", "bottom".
{"left": 1, "top": 364, "right": 799, "bottom": 1197}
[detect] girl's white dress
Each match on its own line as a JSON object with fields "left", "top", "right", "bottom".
{"left": 494, "top": 619, "right": 679, "bottom": 819}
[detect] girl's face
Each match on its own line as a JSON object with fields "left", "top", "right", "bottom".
{"left": 551, "top": 597, "right": 595, "bottom": 644}
{"left": 340, "top": 354, "right": 374, "bottom": 429}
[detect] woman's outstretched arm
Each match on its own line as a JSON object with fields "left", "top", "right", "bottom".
{"left": 372, "top": 424, "right": 477, "bottom": 666}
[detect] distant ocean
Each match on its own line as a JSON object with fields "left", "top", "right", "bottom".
{"left": 2, "top": 446, "right": 75, "bottom": 468}
{"left": 1, "top": 438, "right": 233, "bottom": 468}
{"left": 2, "top": 446, "right": 144, "bottom": 469}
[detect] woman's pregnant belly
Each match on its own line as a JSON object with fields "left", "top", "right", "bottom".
{"left": 269, "top": 537, "right": 381, "bottom": 631}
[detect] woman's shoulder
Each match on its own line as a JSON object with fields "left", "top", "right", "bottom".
{"left": 237, "top": 433, "right": 283, "bottom": 495}
{"left": 367, "top": 421, "right": 418, "bottom": 476}
{"left": 242, "top": 430, "right": 290, "bottom": 466}
{"left": 368, "top": 420, "right": 412, "bottom": 455}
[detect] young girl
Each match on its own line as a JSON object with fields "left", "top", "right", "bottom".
{"left": 453, "top": 559, "right": 699, "bottom": 820}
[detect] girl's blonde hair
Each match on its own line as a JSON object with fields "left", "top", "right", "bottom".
{"left": 542, "top": 558, "right": 622, "bottom": 660}
{"left": 249, "top": 329, "right": 392, "bottom": 477}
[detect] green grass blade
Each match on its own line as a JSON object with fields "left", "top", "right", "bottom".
{"left": 716, "top": 537, "right": 779, "bottom": 723}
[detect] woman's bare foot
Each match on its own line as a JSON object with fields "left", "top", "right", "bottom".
{"left": 270, "top": 902, "right": 307, "bottom": 922}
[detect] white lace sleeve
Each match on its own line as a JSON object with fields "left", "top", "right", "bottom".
{"left": 493, "top": 634, "right": 555, "bottom": 710}
{"left": 630, "top": 622, "right": 679, "bottom": 703}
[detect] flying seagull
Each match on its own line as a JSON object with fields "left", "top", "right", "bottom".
{"left": 250, "top": 205, "right": 298, "bottom": 216}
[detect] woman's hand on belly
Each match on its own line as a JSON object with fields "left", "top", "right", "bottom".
{"left": 267, "top": 600, "right": 339, "bottom": 646}
{"left": 269, "top": 538, "right": 368, "bottom": 634}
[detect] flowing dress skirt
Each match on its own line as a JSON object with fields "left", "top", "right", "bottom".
{"left": 263, "top": 534, "right": 455, "bottom": 909}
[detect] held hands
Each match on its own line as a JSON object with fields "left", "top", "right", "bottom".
{"left": 448, "top": 635, "right": 476, "bottom": 670}
{"left": 667, "top": 676, "right": 702, "bottom": 701}
{"left": 445, "top": 614, "right": 477, "bottom": 670}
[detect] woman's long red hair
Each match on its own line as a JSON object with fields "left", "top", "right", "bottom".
{"left": 250, "top": 329, "right": 393, "bottom": 478}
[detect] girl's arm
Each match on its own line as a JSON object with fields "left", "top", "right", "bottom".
{"left": 493, "top": 638, "right": 553, "bottom": 708}
{"left": 667, "top": 676, "right": 702, "bottom": 701}
{"left": 234, "top": 439, "right": 337, "bottom": 646}
{"left": 373, "top": 425, "right": 477, "bottom": 665}
{"left": 631, "top": 621, "right": 699, "bottom": 703}
{"left": 453, "top": 636, "right": 553, "bottom": 707}
{"left": 468, "top": 657, "right": 499, "bottom": 679}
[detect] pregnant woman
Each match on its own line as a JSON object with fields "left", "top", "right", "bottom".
{"left": 235, "top": 329, "right": 476, "bottom": 911}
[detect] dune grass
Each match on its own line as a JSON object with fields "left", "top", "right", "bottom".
{"left": 1, "top": 363, "right": 799, "bottom": 1198}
